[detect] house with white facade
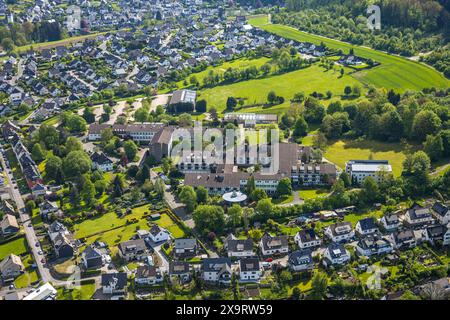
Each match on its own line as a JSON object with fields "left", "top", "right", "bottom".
{"left": 324, "top": 222, "right": 355, "bottom": 243}
{"left": 356, "top": 235, "right": 394, "bottom": 257}
{"left": 432, "top": 202, "right": 450, "bottom": 225}
{"left": 355, "top": 217, "right": 379, "bottom": 236}
{"left": 149, "top": 224, "right": 170, "bottom": 243}
{"left": 225, "top": 234, "right": 254, "bottom": 257}
{"left": 259, "top": 232, "right": 289, "bottom": 256}
{"left": 90, "top": 151, "right": 114, "bottom": 172}
{"left": 379, "top": 213, "right": 401, "bottom": 231}
{"left": 239, "top": 258, "right": 262, "bottom": 282}
{"left": 288, "top": 250, "right": 314, "bottom": 272}
{"left": 322, "top": 243, "right": 351, "bottom": 267}
{"left": 202, "top": 258, "right": 232, "bottom": 284}
{"left": 404, "top": 204, "right": 434, "bottom": 226}
{"left": 294, "top": 228, "right": 321, "bottom": 250}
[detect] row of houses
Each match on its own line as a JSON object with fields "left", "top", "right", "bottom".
{"left": 2, "top": 120, "right": 43, "bottom": 191}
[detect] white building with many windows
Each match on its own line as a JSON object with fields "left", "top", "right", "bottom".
{"left": 345, "top": 160, "right": 392, "bottom": 184}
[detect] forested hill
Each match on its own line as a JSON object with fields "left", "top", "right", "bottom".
{"left": 242, "top": 0, "right": 450, "bottom": 77}
{"left": 283, "top": 0, "right": 450, "bottom": 36}
{"left": 240, "top": 0, "right": 450, "bottom": 36}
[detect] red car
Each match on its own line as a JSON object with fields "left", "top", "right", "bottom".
{"left": 265, "top": 258, "right": 273, "bottom": 262}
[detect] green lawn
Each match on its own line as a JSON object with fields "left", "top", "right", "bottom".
{"left": 249, "top": 15, "right": 449, "bottom": 92}
{"left": 272, "top": 194, "right": 294, "bottom": 205}
{"left": 176, "top": 57, "right": 271, "bottom": 88}
{"left": 152, "top": 213, "right": 186, "bottom": 238}
{"left": 57, "top": 282, "right": 96, "bottom": 300}
{"left": 14, "top": 254, "right": 39, "bottom": 288}
{"left": 198, "top": 64, "right": 361, "bottom": 114}
{"left": 298, "top": 188, "right": 329, "bottom": 200}
{"left": 75, "top": 205, "right": 185, "bottom": 255}
{"left": 0, "top": 237, "right": 28, "bottom": 260}
{"left": 324, "top": 139, "right": 413, "bottom": 177}
{"left": 73, "top": 208, "right": 148, "bottom": 239}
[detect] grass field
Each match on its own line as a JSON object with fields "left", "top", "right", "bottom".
{"left": 57, "top": 282, "right": 96, "bottom": 300}
{"left": 249, "top": 15, "right": 449, "bottom": 92}
{"left": 74, "top": 205, "right": 185, "bottom": 255}
{"left": 176, "top": 57, "right": 271, "bottom": 88}
{"left": 14, "top": 254, "right": 39, "bottom": 288}
{"left": 298, "top": 188, "right": 329, "bottom": 200}
{"left": 0, "top": 237, "right": 28, "bottom": 260}
{"left": 324, "top": 140, "right": 412, "bottom": 177}
{"left": 198, "top": 64, "right": 361, "bottom": 114}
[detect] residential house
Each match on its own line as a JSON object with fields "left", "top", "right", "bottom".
{"left": 135, "top": 265, "right": 163, "bottom": 285}
{"left": 225, "top": 234, "right": 254, "bottom": 257}
{"left": 0, "top": 254, "right": 24, "bottom": 280}
{"left": 424, "top": 225, "right": 447, "bottom": 246}
{"left": 173, "top": 238, "right": 197, "bottom": 258}
{"left": 2, "top": 200, "right": 15, "bottom": 215}
{"left": 90, "top": 151, "right": 114, "bottom": 172}
{"left": 356, "top": 235, "right": 394, "bottom": 257}
{"left": 294, "top": 229, "right": 321, "bottom": 250}
{"left": 288, "top": 250, "right": 314, "bottom": 272}
{"left": 39, "top": 200, "right": 60, "bottom": 219}
{"left": 118, "top": 239, "right": 148, "bottom": 262}
{"left": 404, "top": 204, "right": 434, "bottom": 226}
{"left": 81, "top": 245, "right": 104, "bottom": 269}
{"left": 432, "top": 202, "right": 450, "bottom": 225}
{"left": 379, "top": 213, "right": 401, "bottom": 232}
{"left": 48, "top": 221, "right": 75, "bottom": 258}
{"left": 444, "top": 227, "right": 450, "bottom": 246}
{"left": 169, "top": 261, "right": 191, "bottom": 283}
{"left": 355, "top": 217, "right": 379, "bottom": 236}
{"left": 389, "top": 230, "right": 416, "bottom": 249}
{"left": 101, "top": 272, "right": 128, "bottom": 296}
{"left": 259, "top": 232, "right": 289, "bottom": 256}
{"left": 31, "top": 183, "right": 47, "bottom": 196}
{"left": 149, "top": 224, "right": 170, "bottom": 243}
{"left": 324, "top": 222, "right": 355, "bottom": 243}
{"left": 0, "top": 214, "right": 19, "bottom": 237}
{"left": 202, "top": 257, "right": 232, "bottom": 284}
{"left": 239, "top": 258, "right": 262, "bottom": 282}
{"left": 322, "top": 243, "right": 351, "bottom": 267}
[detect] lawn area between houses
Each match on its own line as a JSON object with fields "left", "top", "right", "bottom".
{"left": 74, "top": 205, "right": 185, "bottom": 255}
{"left": 0, "top": 237, "right": 39, "bottom": 288}
{"left": 324, "top": 139, "right": 412, "bottom": 177}
{"left": 14, "top": 254, "right": 39, "bottom": 288}
{"left": 198, "top": 64, "right": 361, "bottom": 115}
{"left": 0, "top": 236, "right": 28, "bottom": 260}
{"left": 57, "top": 281, "right": 96, "bottom": 300}
{"left": 249, "top": 15, "right": 449, "bottom": 92}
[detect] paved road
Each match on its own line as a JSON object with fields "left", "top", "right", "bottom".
{"left": 0, "top": 144, "right": 100, "bottom": 289}
{"left": 145, "top": 238, "right": 169, "bottom": 273}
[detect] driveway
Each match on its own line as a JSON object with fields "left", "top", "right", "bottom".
{"left": 144, "top": 238, "right": 169, "bottom": 273}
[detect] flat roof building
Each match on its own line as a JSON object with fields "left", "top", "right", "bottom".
{"left": 345, "top": 160, "right": 392, "bottom": 184}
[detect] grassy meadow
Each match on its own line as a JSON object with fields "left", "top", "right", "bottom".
{"left": 248, "top": 15, "right": 449, "bottom": 92}
{"left": 323, "top": 140, "right": 414, "bottom": 177}
{"left": 198, "top": 64, "right": 361, "bottom": 114}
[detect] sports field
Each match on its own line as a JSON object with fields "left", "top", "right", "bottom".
{"left": 248, "top": 15, "right": 449, "bottom": 92}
